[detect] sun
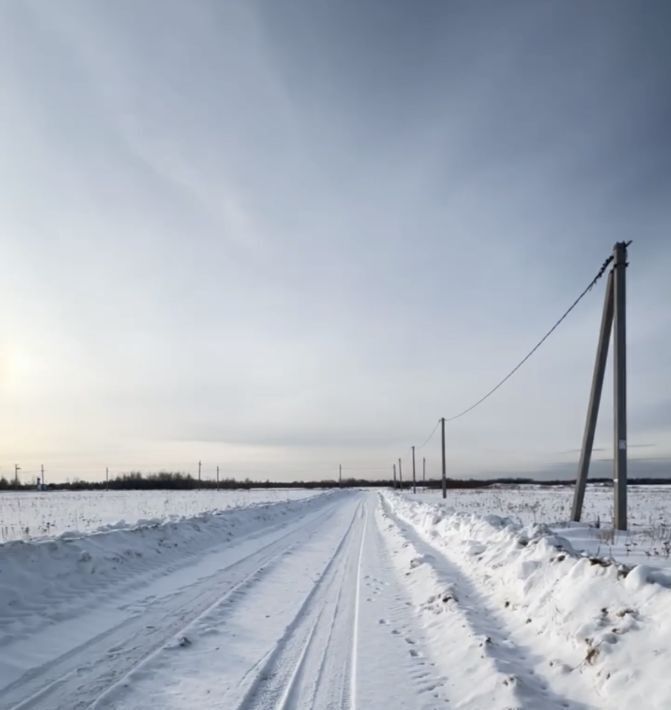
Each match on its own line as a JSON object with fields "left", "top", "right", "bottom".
{"left": 0, "top": 344, "right": 44, "bottom": 394}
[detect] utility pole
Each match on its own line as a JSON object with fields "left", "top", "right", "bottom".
{"left": 217, "top": 465, "right": 220, "bottom": 488}
{"left": 41, "top": 464, "right": 45, "bottom": 488}
{"left": 613, "top": 241, "right": 628, "bottom": 530}
{"left": 198, "top": 460, "right": 202, "bottom": 482}
{"left": 106, "top": 467, "right": 109, "bottom": 489}
{"left": 571, "top": 242, "right": 630, "bottom": 530}
{"left": 441, "top": 417, "right": 446, "bottom": 499}
{"left": 411, "top": 446, "right": 416, "bottom": 494}
{"left": 398, "top": 458, "right": 403, "bottom": 489}
{"left": 14, "top": 464, "right": 20, "bottom": 486}
{"left": 422, "top": 457, "right": 426, "bottom": 483}
{"left": 339, "top": 463, "right": 342, "bottom": 487}
{"left": 393, "top": 463, "right": 397, "bottom": 489}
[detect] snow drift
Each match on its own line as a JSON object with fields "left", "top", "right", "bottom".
{"left": 383, "top": 491, "right": 671, "bottom": 708}
{"left": 0, "top": 491, "right": 337, "bottom": 649}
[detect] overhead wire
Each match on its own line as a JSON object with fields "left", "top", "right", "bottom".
{"left": 418, "top": 418, "right": 441, "bottom": 449}
{"left": 440, "top": 253, "right": 615, "bottom": 423}
{"left": 408, "top": 251, "right": 618, "bottom": 460}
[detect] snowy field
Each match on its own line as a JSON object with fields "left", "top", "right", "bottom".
{"left": 3, "top": 483, "right": 665, "bottom": 567}
{"left": 2, "top": 487, "right": 671, "bottom": 708}
{"left": 413, "top": 484, "right": 671, "bottom": 569}
{"left": 0, "top": 488, "right": 320, "bottom": 542}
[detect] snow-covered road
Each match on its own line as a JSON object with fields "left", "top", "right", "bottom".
{"left": 2, "top": 491, "right": 445, "bottom": 709}
{"left": 2, "top": 490, "right": 671, "bottom": 709}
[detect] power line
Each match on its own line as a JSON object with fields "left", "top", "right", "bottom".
{"left": 442, "top": 251, "right": 617, "bottom": 423}
{"left": 404, "top": 251, "right": 619, "bottom": 480}
{"left": 418, "top": 418, "right": 441, "bottom": 449}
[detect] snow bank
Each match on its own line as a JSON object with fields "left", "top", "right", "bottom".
{"left": 414, "top": 485, "right": 671, "bottom": 570}
{"left": 0, "top": 492, "right": 337, "bottom": 648}
{"left": 0, "top": 489, "right": 322, "bottom": 542}
{"left": 383, "top": 491, "right": 671, "bottom": 708}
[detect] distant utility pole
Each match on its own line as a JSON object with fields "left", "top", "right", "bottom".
{"left": 422, "top": 457, "right": 426, "bottom": 483}
{"left": 441, "top": 417, "right": 447, "bottom": 499}
{"left": 106, "top": 467, "right": 109, "bottom": 489}
{"left": 41, "top": 464, "right": 45, "bottom": 487}
{"left": 198, "top": 460, "right": 202, "bottom": 482}
{"left": 411, "top": 446, "right": 416, "bottom": 494}
{"left": 398, "top": 458, "right": 403, "bottom": 489}
{"left": 339, "top": 464, "right": 342, "bottom": 487}
{"left": 393, "top": 463, "right": 397, "bottom": 489}
{"left": 571, "top": 241, "right": 630, "bottom": 530}
{"left": 14, "top": 464, "right": 20, "bottom": 486}
{"left": 217, "top": 465, "right": 220, "bottom": 488}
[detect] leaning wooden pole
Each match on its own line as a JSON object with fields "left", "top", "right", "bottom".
{"left": 571, "top": 270, "right": 614, "bottom": 522}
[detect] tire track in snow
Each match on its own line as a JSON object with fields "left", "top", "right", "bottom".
{"left": 236, "top": 494, "right": 446, "bottom": 710}
{"left": 349, "top": 500, "right": 368, "bottom": 709}
{"left": 0, "top": 493, "right": 336, "bottom": 649}
{"left": 3, "top": 496, "right": 346, "bottom": 710}
{"left": 234, "top": 499, "right": 366, "bottom": 710}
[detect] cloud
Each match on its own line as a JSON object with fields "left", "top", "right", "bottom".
{"left": 1, "top": 1, "right": 669, "bottom": 480}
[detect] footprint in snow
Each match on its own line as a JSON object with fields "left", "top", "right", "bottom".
{"left": 166, "top": 635, "right": 192, "bottom": 649}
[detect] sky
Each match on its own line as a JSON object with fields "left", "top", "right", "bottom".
{"left": 1, "top": 0, "right": 670, "bottom": 484}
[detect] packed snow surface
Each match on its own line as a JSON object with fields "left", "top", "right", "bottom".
{"left": 2, "top": 488, "right": 671, "bottom": 709}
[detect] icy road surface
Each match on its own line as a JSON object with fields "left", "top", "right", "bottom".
{"left": 2, "top": 490, "right": 671, "bottom": 709}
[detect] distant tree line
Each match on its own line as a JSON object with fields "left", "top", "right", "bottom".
{"left": 1, "top": 472, "right": 671, "bottom": 492}
{"left": 0, "top": 471, "right": 392, "bottom": 491}
{"left": 421, "top": 477, "right": 671, "bottom": 489}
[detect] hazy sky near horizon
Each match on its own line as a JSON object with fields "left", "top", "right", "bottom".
{"left": 2, "top": 0, "right": 670, "bottom": 483}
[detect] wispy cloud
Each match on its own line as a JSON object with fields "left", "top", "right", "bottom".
{"left": 1, "top": 0, "right": 669, "bottom": 480}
